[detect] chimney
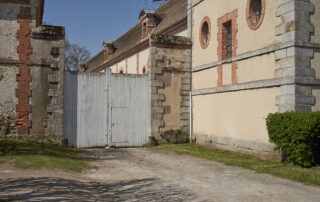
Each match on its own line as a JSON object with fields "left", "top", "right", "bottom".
{"left": 103, "top": 41, "right": 114, "bottom": 61}
{"left": 139, "top": 10, "right": 157, "bottom": 40}
{"left": 78, "top": 62, "right": 87, "bottom": 72}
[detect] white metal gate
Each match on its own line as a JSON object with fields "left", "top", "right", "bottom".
{"left": 64, "top": 70, "right": 150, "bottom": 148}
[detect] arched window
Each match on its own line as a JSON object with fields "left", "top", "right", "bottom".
{"left": 142, "top": 66, "right": 146, "bottom": 75}
{"left": 199, "top": 17, "right": 211, "bottom": 49}
{"left": 246, "top": 0, "right": 266, "bottom": 30}
{"left": 119, "top": 68, "right": 124, "bottom": 74}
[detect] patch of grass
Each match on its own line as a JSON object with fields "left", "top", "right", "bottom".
{"left": 154, "top": 144, "right": 320, "bottom": 186}
{"left": 0, "top": 139, "right": 94, "bottom": 172}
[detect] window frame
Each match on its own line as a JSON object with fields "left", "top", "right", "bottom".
{"left": 246, "top": 0, "right": 266, "bottom": 30}
{"left": 199, "top": 17, "right": 211, "bottom": 49}
{"left": 222, "top": 21, "right": 232, "bottom": 59}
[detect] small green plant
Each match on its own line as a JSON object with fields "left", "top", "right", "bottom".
{"left": 191, "top": 137, "right": 197, "bottom": 144}
{"left": 266, "top": 112, "right": 320, "bottom": 167}
{"left": 176, "top": 129, "right": 182, "bottom": 135}
{"left": 5, "top": 119, "right": 11, "bottom": 136}
{"left": 184, "top": 137, "right": 190, "bottom": 143}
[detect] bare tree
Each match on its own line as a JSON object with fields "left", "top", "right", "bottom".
{"left": 65, "top": 40, "right": 91, "bottom": 71}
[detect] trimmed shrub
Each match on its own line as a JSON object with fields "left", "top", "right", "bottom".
{"left": 266, "top": 112, "right": 320, "bottom": 167}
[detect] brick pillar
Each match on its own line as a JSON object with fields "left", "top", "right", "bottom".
{"left": 15, "top": 7, "right": 33, "bottom": 135}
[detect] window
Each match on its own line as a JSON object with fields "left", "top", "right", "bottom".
{"left": 119, "top": 68, "right": 124, "bottom": 74}
{"left": 253, "top": 0, "right": 262, "bottom": 22}
{"left": 143, "top": 66, "right": 146, "bottom": 75}
{"left": 199, "top": 17, "right": 211, "bottom": 49}
{"left": 246, "top": 0, "right": 265, "bottom": 30}
{"left": 222, "top": 21, "right": 232, "bottom": 59}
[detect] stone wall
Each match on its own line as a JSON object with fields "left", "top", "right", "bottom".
{"left": 275, "top": 0, "right": 318, "bottom": 112}
{"left": 149, "top": 34, "right": 192, "bottom": 144}
{"left": 0, "top": 1, "right": 65, "bottom": 141}
{"left": 29, "top": 25, "right": 65, "bottom": 141}
{"left": 0, "top": 65, "right": 18, "bottom": 136}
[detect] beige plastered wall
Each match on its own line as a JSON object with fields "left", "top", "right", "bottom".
{"left": 192, "top": 0, "right": 281, "bottom": 68}
{"left": 310, "top": 0, "right": 320, "bottom": 79}
{"left": 158, "top": 71, "right": 184, "bottom": 133}
{"left": 109, "top": 48, "right": 149, "bottom": 74}
{"left": 193, "top": 53, "right": 278, "bottom": 90}
{"left": 175, "top": 29, "right": 188, "bottom": 37}
{"left": 311, "top": 0, "right": 320, "bottom": 44}
{"left": 193, "top": 87, "right": 280, "bottom": 144}
{"left": 312, "top": 87, "right": 320, "bottom": 112}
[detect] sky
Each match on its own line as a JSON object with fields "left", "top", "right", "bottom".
{"left": 43, "top": 0, "right": 164, "bottom": 57}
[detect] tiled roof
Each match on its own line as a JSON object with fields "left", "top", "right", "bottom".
{"left": 87, "top": 0, "right": 187, "bottom": 72}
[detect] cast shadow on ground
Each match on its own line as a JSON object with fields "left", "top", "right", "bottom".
{"left": 0, "top": 177, "right": 196, "bottom": 201}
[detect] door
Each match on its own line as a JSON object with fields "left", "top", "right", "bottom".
{"left": 108, "top": 73, "right": 150, "bottom": 147}
{"left": 111, "top": 107, "right": 130, "bottom": 146}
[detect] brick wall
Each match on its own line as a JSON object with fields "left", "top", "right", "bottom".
{"left": 15, "top": 7, "right": 33, "bottom": 134}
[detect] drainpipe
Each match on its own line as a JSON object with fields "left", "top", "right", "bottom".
{"left": 187, "top": 0, "right": 193, "bottom": 143}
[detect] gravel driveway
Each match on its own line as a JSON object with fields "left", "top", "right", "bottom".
{"left": 0, "top": 148, "right": 319, "bottom": 201}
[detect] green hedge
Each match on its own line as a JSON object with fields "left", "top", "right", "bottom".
{"left": 266, "top": 112, "right": 320, "bottom": 167}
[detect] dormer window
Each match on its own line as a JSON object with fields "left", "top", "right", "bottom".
{"left": 139, "top": 10, "right": 159, "bottom": 40}
{"left": 102, "top": 41, "right": 114, "bottom": 61}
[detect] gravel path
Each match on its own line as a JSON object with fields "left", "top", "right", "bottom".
{"left": 0, "top": 148, "right": 319, "bottom": 201}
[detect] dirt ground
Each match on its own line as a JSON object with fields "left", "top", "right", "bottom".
{"left": 0, "top": 148, "right": 319, "bottom": 201}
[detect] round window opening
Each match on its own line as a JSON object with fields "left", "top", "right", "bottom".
{"left": 199, "top": 17, "right": 211, "bottom": 49}
{"left": 246, "top": 0, "right": 265, "bottom": 30}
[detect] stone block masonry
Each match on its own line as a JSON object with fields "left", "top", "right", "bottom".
{"left": 149, "top": 35, "right": 192, "bottom": 144}
{"left": 30, "top": 25, "right": 65, "bottom": 140}
{"left": 275, "top": 0, "right": 317, "bottom": 112}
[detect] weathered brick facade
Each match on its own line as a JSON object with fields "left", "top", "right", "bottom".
{"left": 15, "top": 7, "right": 33, "bottom": 134}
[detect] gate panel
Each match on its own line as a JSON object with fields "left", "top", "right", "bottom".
{"left": 64, "top": 71, "right": 107, "bottom": 148}
{"left": 111, "top": 107, "right": 129, "bottom": 145}
{"left": 108, "top": 73, "right": 150, "bottom": 147}
{"left": 64, "top": 70, "right": 150, "bottom": 148}
{"left": 77, "top": 72, "right": 108, "bottom": 148}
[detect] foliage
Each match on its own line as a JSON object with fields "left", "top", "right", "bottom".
{"left": 154, "top": 144, "right": 320, "bottom": 186}
{"left": 0, "top": 116, "right": 14, "bottom": 136}
{"left": 266, "top": 112, "right": 320, "bottom": 167}
{"left": 0, "top": 139, "right": 94, "bottom": 172}
{"left": 65, "top": 40, "right": 91, "bottom": 71}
